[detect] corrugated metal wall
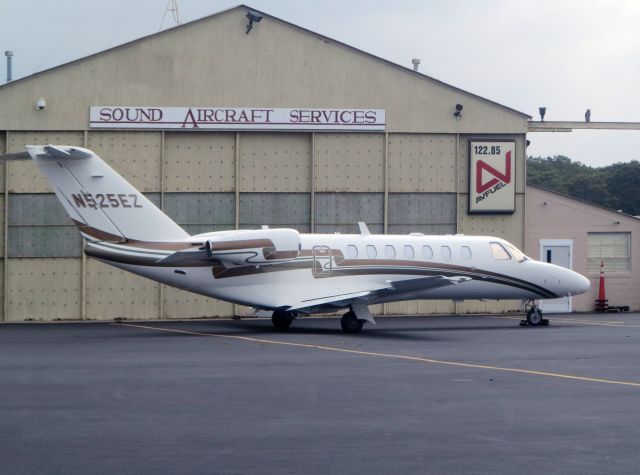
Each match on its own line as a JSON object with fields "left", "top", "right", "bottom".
{"left": 314, "top": 134, "right": 384, "bottom": 192}
{"left": 388, "top": 193, "right": 457, "bottom": 235}
{"left": 6, "top": 258, "right": 81, "bottom": 322}
{"left": 315, "top": 193, "right": 383, "bottom": 234}
{"left": 0, "top": 130, "right": 526, "bottom": 321}
{"left": 388, "top": 134, "right": 456, "bottom": 192}
{"left": 163, "top": 133, "right": 235, "bottom": 192}
{"left": 239, "top": 133, "right": 310, "bottom": 192}
{"left": 240, "top": 193, "right": 310, "bottom": 232}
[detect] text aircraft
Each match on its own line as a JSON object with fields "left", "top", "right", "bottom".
{"left": 2, "top": 146, "right": 590, "bottom": 332}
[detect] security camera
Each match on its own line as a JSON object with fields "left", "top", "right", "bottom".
{"left": 35, "top": 98, "right": 46, "bottom": 110}
{"left": 246, "top": 11, "right": 263, "bottom": 34}
{"left": 246, "top": 11, "right": 263, "bottom": 23}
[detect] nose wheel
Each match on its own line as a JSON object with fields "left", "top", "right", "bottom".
{"left": 522, "top": 301, "right": 549, "bottom": 327}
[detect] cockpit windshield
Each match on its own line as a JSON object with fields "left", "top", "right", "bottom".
{"left": 490, "top": 241, "right": 529, "bottom": 262}
{"left": 490, "top": 242, "right": 511, "bottom": 260}
{"left": 504, "top": 241, "right": 529, "bottom": 262}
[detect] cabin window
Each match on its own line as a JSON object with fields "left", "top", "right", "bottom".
{"left": 366, "top": 245, "right": 378, "bottom": 259}
{"left": 422, "top": 245, "right": 433, "bottom": 259}
{"left": 347, "top": 245, "right": 358, "bottom": 259}
{"left": 461, "top": 246, "right": 472, "bottom": 260}
{"left": 385, "top": 245, "right": 396, "bottom": 259}
{"left": 403, "top": 245, "right": 415, "bottom": 259}
{"left": 440, "top": 246, "right": 451, "bottom": 260}
{"left": 490, "top": 242, "right": 511, "bottom": 260}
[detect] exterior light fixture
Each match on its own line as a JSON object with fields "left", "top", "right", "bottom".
{"left": 539, "top": 107, "right": 546, "bottom": 121}
{"left": 454, "top": 103, "right": 463, "bottom": 119}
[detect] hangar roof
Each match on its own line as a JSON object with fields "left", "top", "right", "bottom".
{"left": 0, "top": 4, "right": 531, "bottom": 132}
{"left": 0, "top": 4, "right": 530, "bottom": 119}
{"left": 528, "top": 184, "right": 640, "bottom": 220}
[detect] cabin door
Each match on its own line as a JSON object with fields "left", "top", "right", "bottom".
{"left": 539, "top": 239, "right": 573, "bottom": 313}
{"left": 312, "top": 245, "right": 332, "bottom": 276}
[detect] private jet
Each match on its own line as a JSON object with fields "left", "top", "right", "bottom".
{"left": 2, "top": 146, "right": 590, "bottom": 332}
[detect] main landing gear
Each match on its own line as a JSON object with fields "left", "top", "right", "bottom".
{"left": 271, "top": 304, "right": 374, "bottom": 333}
{"left": 522, "top": 300, "right": 549, "bottom": 327}
{"left": 272, "top": 310, "right": 296, "bottom": 331}
{"left": 341, "top": 310, "right": 365, "bottom": 334}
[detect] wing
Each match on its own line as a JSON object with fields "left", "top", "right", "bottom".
{"left": 286, "top": 275, "right": 471, "bottom": 314}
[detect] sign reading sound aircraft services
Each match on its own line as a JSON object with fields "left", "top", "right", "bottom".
{"left": 469, "top": 140, "right": 516, "bottom": 214}
{"left": 89, "top": 106, "right": 385, "bottom": 131}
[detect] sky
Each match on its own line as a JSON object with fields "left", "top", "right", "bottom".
{"left": 1, "top": 0, "right": 639, "bottom": 167}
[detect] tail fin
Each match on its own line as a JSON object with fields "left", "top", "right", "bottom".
{"left": 22, "top": 145, "right": 189, "bottom": 243}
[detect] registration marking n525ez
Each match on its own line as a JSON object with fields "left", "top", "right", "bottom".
{"left": 71, "top": 192, "right": 142, "bottom": 209}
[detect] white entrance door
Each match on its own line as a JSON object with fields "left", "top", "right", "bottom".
{"left": 539, "top": 239, "right": 573, "bottom": 313}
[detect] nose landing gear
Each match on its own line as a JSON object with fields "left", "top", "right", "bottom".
{"left": 522, "top": 300, "right": 549, "bottom": 327}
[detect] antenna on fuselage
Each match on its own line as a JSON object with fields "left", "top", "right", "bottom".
{"left": 358, "top": 222, "right": 371, "bottom": 236}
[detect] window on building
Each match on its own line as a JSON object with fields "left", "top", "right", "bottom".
{"left": 441, "top": 246, "right": 451, "bottom": 260}
{"left": 422, "top": 245, "right": 433, "bottom": 259}
{"left": 403, "top": 245, "right": 415, "bottom": 259}
{"left": 490, "top": 242, "right": 511, "bottom": 260}
{"left": 461, "top": 246, "right": 472, "bottom": 260}
{"left": 588, "top": 232, "right": 630, "bottom": 273}
{"left": 385, "top": 245, "right": 396, "bottom": 259}
{"left": 366, "top": 245, "right": 377, "bottom": 259}
{"left": 347, "top": 245, "right": 358, "bottom": 259}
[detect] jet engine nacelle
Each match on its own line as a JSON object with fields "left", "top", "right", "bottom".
{"left": 204, "top": 228, "right": 300, "bottom": 266}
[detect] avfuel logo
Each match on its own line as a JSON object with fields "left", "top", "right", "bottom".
{"left": 476, "top": 150, "right": 511, "bottom": 197}
{"left": 469, "top": 141, "right": 516, "bottom": 214}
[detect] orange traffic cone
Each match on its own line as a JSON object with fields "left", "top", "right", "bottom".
{"left": 595, "top": 260, "right": 607, "bottom": 312}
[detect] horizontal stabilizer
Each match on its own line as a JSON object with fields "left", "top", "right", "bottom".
{"left": 41, "top": 145, "right": 92, "bottom": 159}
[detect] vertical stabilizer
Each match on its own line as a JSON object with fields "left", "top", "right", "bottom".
{"left": 26, "top": 145, "right": 189, "bottom": 243}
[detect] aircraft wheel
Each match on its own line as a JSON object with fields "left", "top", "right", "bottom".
{"left": 272, "top": 310, "right": 294, "bottom": 331}
{"left": 526, "top": 307, "right": 543, "bottom": 326}
{"left": 341, "top": 310, "right": 364, "bottom": 334}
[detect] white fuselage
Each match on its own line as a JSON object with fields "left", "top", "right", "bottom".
{"left": 97, "top": 233, "right": 590, "bottom": 312}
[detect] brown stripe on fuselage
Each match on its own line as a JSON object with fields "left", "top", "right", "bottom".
{"left": 207, "top": 251, "right": 557, "bottom": 298}
{"left": 73, "top": 220, "right": 125, "bottom": 242}
{"left": 334, "top": 258, "right": 556, "bottom": 297}
{"left": 73, "top": 220, "right": 193, "bottom": 250}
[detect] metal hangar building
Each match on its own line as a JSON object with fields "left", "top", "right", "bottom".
{"left": 0, "top": 5, "right": 530, "bottom": 322}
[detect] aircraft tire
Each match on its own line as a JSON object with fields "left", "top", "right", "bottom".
{"left": 526, "top": 307, "right": 543, "bottom": 326}
{"left": 272, "top": 310, "right": 294, "bottom": 331}
{"left": 341, "top": 311, "right": 364, "bottom": 334}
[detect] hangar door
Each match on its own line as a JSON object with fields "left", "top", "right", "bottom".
{"left": 539, "top": 239, "right": 573, "bottom": 313}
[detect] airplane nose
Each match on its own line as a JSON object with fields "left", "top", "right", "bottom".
{"left": 567, "top": 269, "right": 590, "bottom": 296}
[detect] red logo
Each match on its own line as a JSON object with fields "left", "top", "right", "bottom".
{"left": 476, "top": 151, "right": 511, "bottom": 194}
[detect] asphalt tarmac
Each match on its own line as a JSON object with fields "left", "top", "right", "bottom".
{"left": 1, "top": 313, "right": 640, "bottom": 475}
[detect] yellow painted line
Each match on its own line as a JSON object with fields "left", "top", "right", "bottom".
{"left": 115, "top": 322, "right": 640, "bottom": 389}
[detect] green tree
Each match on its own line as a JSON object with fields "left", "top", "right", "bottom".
{"left": 526, "top": 155, "right": 640, "bottom": 215}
